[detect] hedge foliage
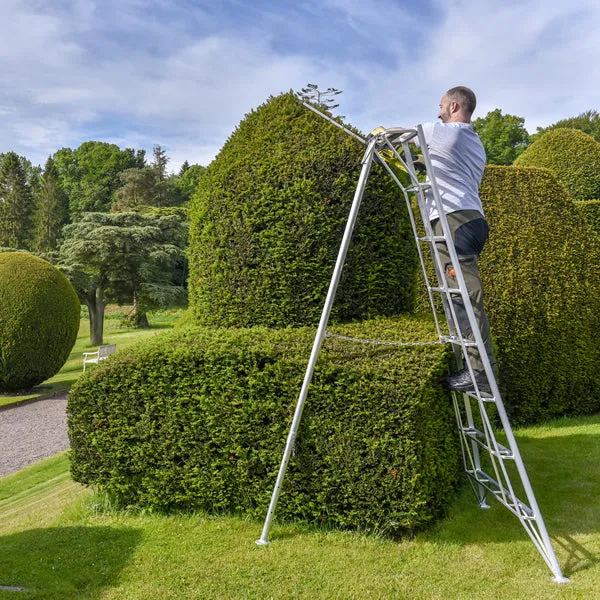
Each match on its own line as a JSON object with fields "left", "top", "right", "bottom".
{"left": 575, "top": 199, "right": 600, "bottom": 237}
{"left": 0, "top": 252, "right": 80, "bottom": 391}
{"left": 514, "top": 128, "right": 600, "bottom": 200}
{"left": 188, "top": 92, "right": 417, "bottom": 328}
{"left": 478, "top": 166, "right": 600, "bottom": 423}
{"left": 68, "top": 315, "right": 460, "bottom": 536}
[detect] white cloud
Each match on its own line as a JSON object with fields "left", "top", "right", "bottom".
{"left": 0, "top": 0, "right": 598, "bottom": 171}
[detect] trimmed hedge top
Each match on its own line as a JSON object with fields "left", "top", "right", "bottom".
{"left": 514, "top": 128, "right": 600, "bottom": 200}
{"left": 68, "top": 315, "right": 460, "bottom": 536}
{"left": 0, "top": 252, "right": 80, "bottom": 391}
{"left": 188, "top": 91, "right": 417, "bottom": 328}
{"left": 479, "top": 166, "right": 600, "bottom": 423}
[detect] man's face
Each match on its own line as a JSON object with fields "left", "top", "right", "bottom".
{"left": 437, "top": 94, "right": 451, "bottom": 123}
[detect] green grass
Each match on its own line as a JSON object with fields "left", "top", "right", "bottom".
{"left": 0, "top": 307, "right": 185, "bottom": 408}
{"left": 1, "top": 415, "right": 600, "bottom": 599}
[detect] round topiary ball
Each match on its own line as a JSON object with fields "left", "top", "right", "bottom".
{"left": 0, "top": 252, "right": 80, "bottom": 392}
{"left": 514, "top": 128, "right": 600, "bottom": 200}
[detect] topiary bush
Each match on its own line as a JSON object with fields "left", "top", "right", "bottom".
{"left": 0, "top": 252, "right": 80, "bottom": 391}
{"left": 188, "top": 91, "right": 417, "bottom": 328}
{"left": 575, "top": 199, "right": 600, "bottom": 236}
{"left": 68, "top": 315, "right": 460, "bottom": 536}
{"left": 514, "top": 128, "right": 600, "bottom": 200}
{"left": 479, "top": 166, "right": 600, "bottom": 424}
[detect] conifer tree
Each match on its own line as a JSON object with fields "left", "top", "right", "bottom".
{"left": 0, "top": 152, "right": 35, "bottom": 249}
{"left": 32, "top": 156, "right": 68, "bottom": 252}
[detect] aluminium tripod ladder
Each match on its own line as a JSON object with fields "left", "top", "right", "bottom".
{"left": 256, "top": 105, "right": 567, "bottom": 583}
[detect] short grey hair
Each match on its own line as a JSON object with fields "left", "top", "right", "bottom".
{"left": 446, "top": 86, "right": 477, "bottom": 117}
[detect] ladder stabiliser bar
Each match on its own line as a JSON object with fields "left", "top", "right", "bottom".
{"left": 256, "top": 106, "right": 568, "bottom": 583}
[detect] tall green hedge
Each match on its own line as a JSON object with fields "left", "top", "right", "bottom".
{"left": 514, "top": 128, "right": 600, "bottom": 200}
{"left": 575, "top": 199, "right": 600, "bottom": 236}
{"left": 0, "top": 252, "right": 80, "bottom": 391}
{"left": 188, "top": 92, "right": 417, "bottom": 328}
{"left": 478, "top": 166, "right": 600, "bottom": 423}
{"left": 68, "top": 315, "right": 460, "bottom": 536}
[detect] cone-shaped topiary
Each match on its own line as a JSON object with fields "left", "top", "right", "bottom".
{"left": 0, "top": 252, "right": 80, "bottom": 391}
{"left": 188, "top": 91, "right": 417, "bottom": 327}
{"left": 514, "top": 128, "right": 600, "bottom": 200}
{"left": 479, "top": 166, "right": 600, "bottom": 424}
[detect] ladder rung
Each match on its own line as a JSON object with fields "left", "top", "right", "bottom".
{"left": 430, "top": 286, "right": 462, "bottom": 294}
{"left": 408, "top": 183, "right": 431, "bottom": 193}
{"left": 439, "top": 335, "right": 478, "bottom": 347}
{"left": 461, "top": 427, "right": 513, "bottom": 459}
{"left": 464, "top": 389, "right": 496, "bottom": 401}
{"left": 417, "top": 235, "right": 446, "bottom": 243}
{"left": 468, "top": 469, "right": 534, "bottom": 519}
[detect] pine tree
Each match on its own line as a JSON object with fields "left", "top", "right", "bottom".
{"left": 178, "top": 160, "right": 190, "bottom": 177}
{"left": 0, "top": 152, "right": 35, "bottom": 249}
{"left": 152, "top": 145, "right": 169, "bottom": 181}
{"left": 32, "top": 156, "right": 68, "bottom": 252}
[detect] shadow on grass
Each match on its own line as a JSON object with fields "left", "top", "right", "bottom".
{"left": 423, "top": 426, "right": 600, "bottom": 576}
{"left": 0, "top": 525, "right": 142, "bottom": 599}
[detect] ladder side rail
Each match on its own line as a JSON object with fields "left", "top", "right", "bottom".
{"left": 455, "top": 393, "right": 489, "bottom": 505}
{"left": 378, "top": 134, "right": 488, "bottom": 503}
{"left": 416, "top": 125, "right": 499, "bottom": 397}
{"left": 256, "top": 139, "right": 379, "bottom": 546}
{"left": 477, "top": 396, "right": 525, "bottom": 508}
{"left": 413, "top": 184, "right": 478, "bottom": 373}
{"left": 415, "top": 125, "right": 566, "bottom": 582}
{"left": 371, "top": 143, "right": 444, "bottom": 339}
{"left": 452, "top": 395, "right": 489, "bottom": 506}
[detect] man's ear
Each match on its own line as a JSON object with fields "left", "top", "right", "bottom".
{"left": 450, "top": 101, "right": 460, "bottom": 114}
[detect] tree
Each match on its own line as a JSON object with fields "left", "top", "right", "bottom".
{"left": 58, "top": 211, "right": 187, "bottom": 343}
{"left": 472, "top": 109, "right": 530, "bottom": 165}
{"left": 534, "top": 109, "right": 600, "bottom": 143}
{"left": 152, "top": 145, "right": 169, "bottom": 180}
{"left": 32, "top": 157, "right": 69, "bottom": 252}
{"left": 296, "top": 83, "right": 343, "bottom": 112}
{"left": 112, "top": 168, "right": 158, "bottom": 211}
{"left": 176, "top": 164, "right": 206, "bottom": 202}
{"left": 54, "top": 142, "right": 146, "bottom": 219}
{"left": 178, "top": 160, "right": 190, "bottom": 177}
{"left": 0, "top": 152, "right": 35, "bottom": 249}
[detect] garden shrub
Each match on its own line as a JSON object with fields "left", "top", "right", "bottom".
{"left": 575, "top": 199, "right": 600, "bottom": 236}
{"left": 0, "top": 252, "right": 80, "bottom": 391}
{"left": 514, "top": 128, "right": 600, "bottom": 200}
{"left": 188, "top": 91, "right": 417, "bottom": 328}
{"left": 479, "top": 166, "right": 600, "bottom": 424}
{"left": 68, "top": 315, "right": 460, "bottom": 536}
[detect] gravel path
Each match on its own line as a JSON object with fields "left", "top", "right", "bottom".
{"left": 0, "top": 392, "right": 69, "bottom": 477}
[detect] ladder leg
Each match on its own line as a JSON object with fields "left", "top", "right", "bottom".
{"left": 256, "top": 139, "right": 378, "bottom": 545}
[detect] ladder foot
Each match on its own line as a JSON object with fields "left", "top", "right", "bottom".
{"left": 478, "top": 501, "right": 491, "bottom": 509}
{"left": 552, "top": 575, "right": 569, "bottom": 584}
{"left": 255, "top": 538, "right": 270, "bottom": 546}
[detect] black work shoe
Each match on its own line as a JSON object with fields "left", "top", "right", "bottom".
{"left": 445, "top": 368, "right": 491, "bottom": 394}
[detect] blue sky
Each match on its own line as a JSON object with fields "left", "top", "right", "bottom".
{"left": 1, "top": 0, "right": 599, "bottom": 172}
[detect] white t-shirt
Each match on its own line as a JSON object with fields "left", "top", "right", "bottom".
{"left": 416, "top": 122, "right": 486, "bottom": 222}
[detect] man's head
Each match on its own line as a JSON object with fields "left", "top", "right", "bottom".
{"left": 437, "top": 86, "right": 477, "bottom": 123}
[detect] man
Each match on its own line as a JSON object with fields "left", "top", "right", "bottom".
{"left": 415, "top": 86, "right": 497, "bottom": 393}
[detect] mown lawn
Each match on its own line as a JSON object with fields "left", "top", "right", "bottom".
{"left": 0, "top": 307, "right": 185, "bottom": 408}
{"left": 1, "top": 415, "right": 599, "bottom": 599}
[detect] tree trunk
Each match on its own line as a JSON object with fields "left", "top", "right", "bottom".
{"left": 133, "top": 291, "right": 150, "bottom": 328}
{"left": 87, "top": 286, "right": 106, "bottom": 345}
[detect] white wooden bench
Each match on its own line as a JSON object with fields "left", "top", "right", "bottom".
{"left": 83, "top": 344, "right": 116, "bottom": 371}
